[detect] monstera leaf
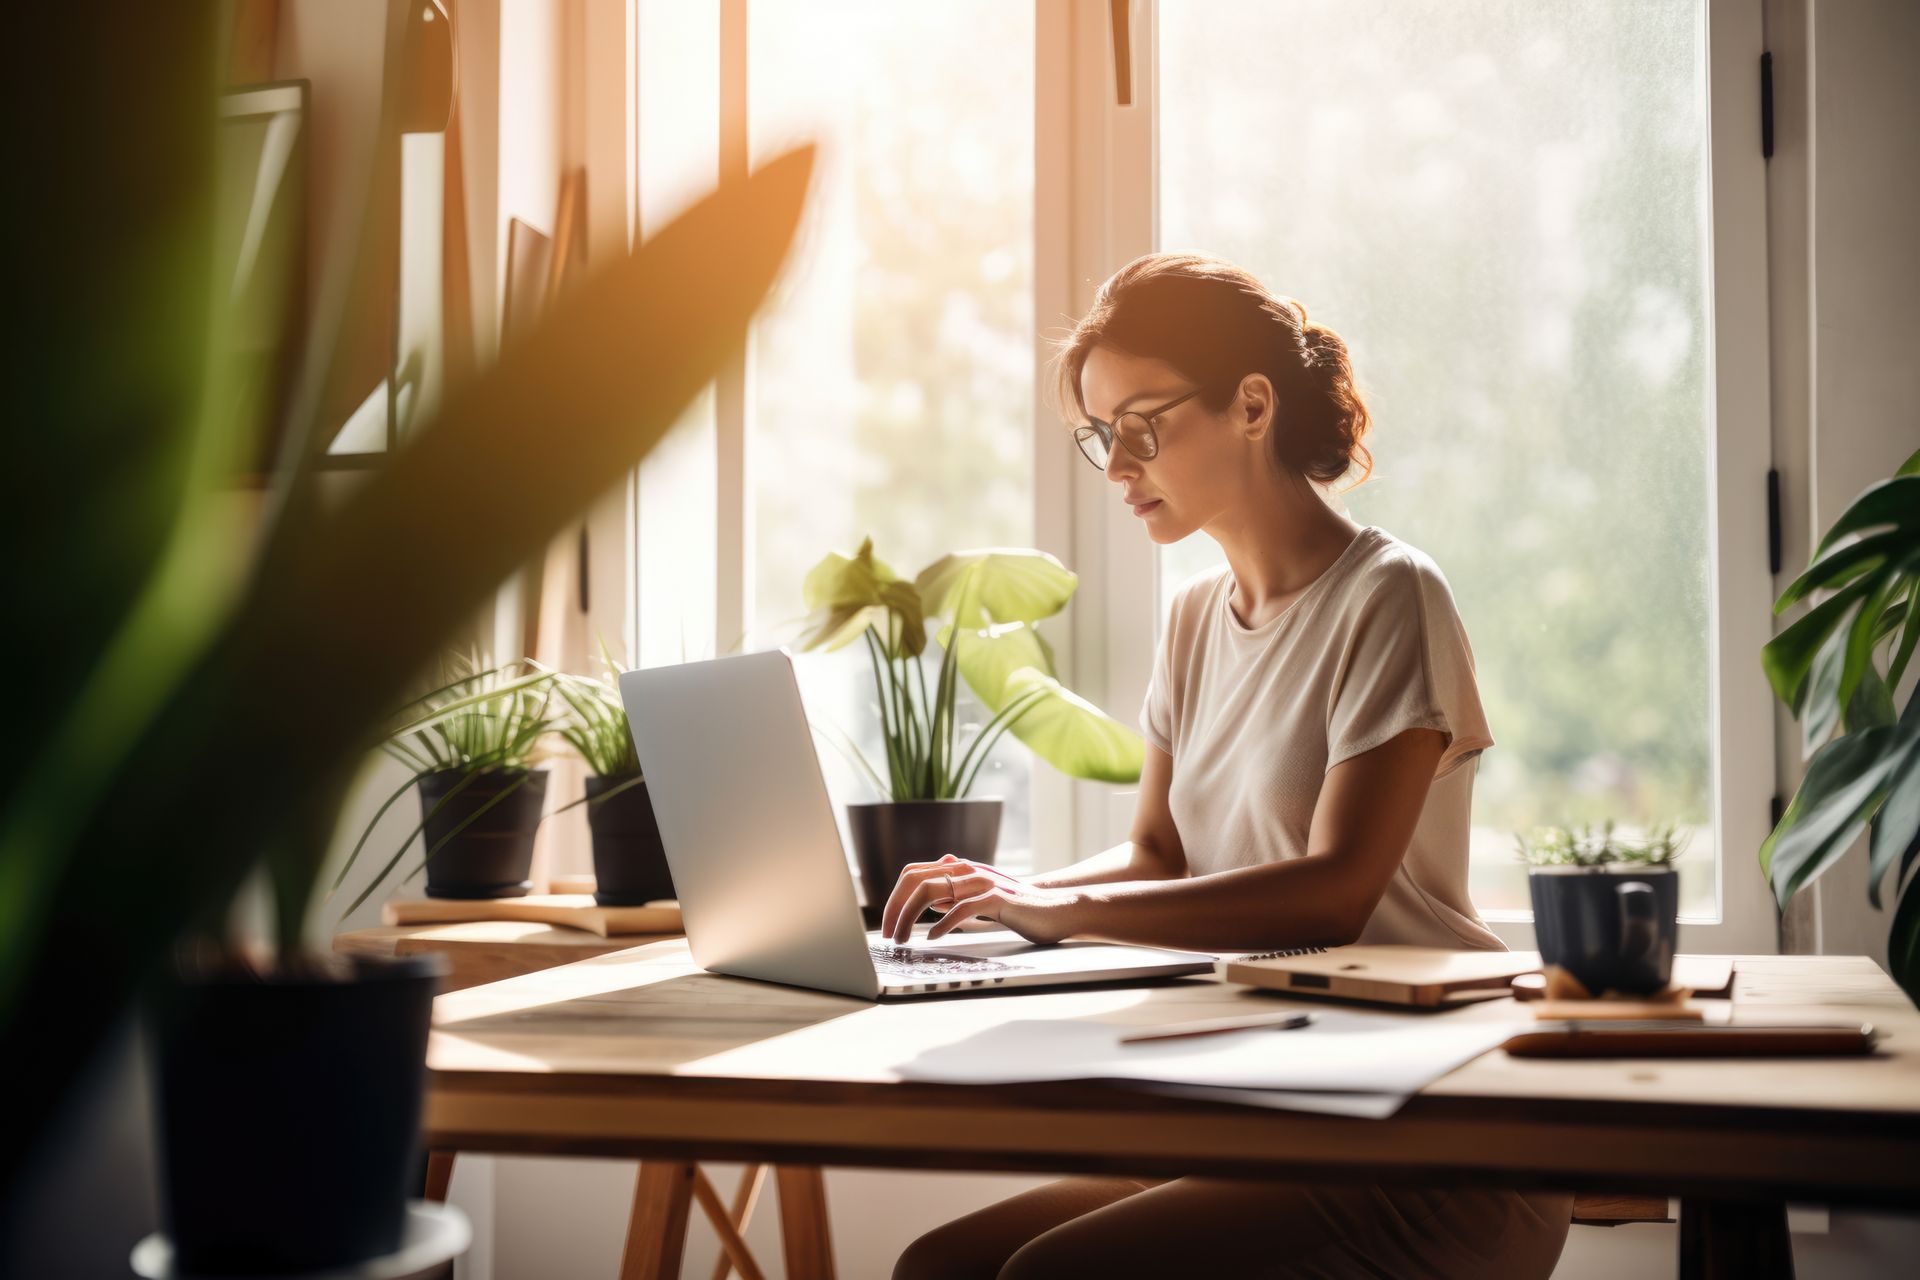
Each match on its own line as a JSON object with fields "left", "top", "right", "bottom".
{"left": 1762, "top": 447, "right": 1920, "bottom": 1004}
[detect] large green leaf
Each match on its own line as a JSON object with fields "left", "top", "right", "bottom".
{"left": 1763, "top": 578, "right": 1876, "bottom": 712}
{"left": 1889, "top": 872, "right": 1920, "bottom": 1008}
{"left": 795, "top": 538, "right": 927, "bottom": 657}
{"left": 1774, "top": 530, "right": 1904, "bottom": 611}
{"left": 1866, "top": 695, "right": 1920, "bottom": 909}
{"left": 1839, "top": 574, "right": 1904, "bottom": 720}
{"left": 915, "top": 549, "right": 1078, "bottom": 628}
{"left": 1763, "top": 720, "right": 1906, "bottom": 906}
{"left": 1809, "top": 475, "right": 1920, "bottom": 562}
{"left": 943, "top": 622, "right": 1144, "bottom": 783}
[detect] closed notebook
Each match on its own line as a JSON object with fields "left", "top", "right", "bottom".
{"left": 1219, "top": 945, "right": 1541, "bottom": 1008}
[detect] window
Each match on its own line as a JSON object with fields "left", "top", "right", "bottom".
{"left": 611, "top": 0, "right": 1776, "bottom": 947}
{"left": 1134, "top": 0, "right": 1775, "bottom": 947}
{"left": 749, "top": 0, "right": 1038, "bottom": 866}
{"left": 1159, "top": 0, "right": 1718, "bottom": 917}
{"left": 625, "top": 0, "right": 1041, "bottom": 869}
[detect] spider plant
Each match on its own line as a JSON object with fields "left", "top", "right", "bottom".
{"left": 540, "top": 665, "right": 647, "bottom": 816}
{"left": 795, "top": 539, "right": 1143, "bottom": 801}
{"left": 545, "top": 645, "right": 642, "bottom": 779}
{"left": 331, "top": 656, "right": 561, "bottom": 921}
{"left": 1761, "top": 447, "right": 1920, "bottom": 1001}
{"left": 1514, "top": 820, "right": 1689, "bottom": 869}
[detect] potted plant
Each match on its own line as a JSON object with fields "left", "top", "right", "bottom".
{"left": 334, "top": 656, "right": 560, "bottom": 917}
{"left": 1761, "top": 448, "right": 1920, "bottom": 1002}
{"left": 1516, "top": 821, "right": 1686, "bottom": 996}
{"left": 794, "top": 539, "right": 1143, "bottom": 915}
{"left": 551, "top": 668, "right": 674, "bottom": 906}
{"left": 0, "top": 3, "right": 815, "bottom": 1262}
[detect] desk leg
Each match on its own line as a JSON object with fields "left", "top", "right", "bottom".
{"left": 424, "top": 1151, "right": 456, "bottom": 1204}
{"left": 621, "top": 1161, "right": 696, "bottom": 1280}
{"left": 1678, "top": 1198, "right": 1794, "bottom": 1280}
{"left": 775, "top": 1166, "right": 836, "bottom": 1280}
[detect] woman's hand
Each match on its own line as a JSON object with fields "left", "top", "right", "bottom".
{"left": 880, "top": 853, "right": 1083, "bottom": 946}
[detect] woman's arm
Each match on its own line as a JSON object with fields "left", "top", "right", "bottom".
{"left": 1027, "top": 745, "right": 1187, "bottom": 889}
{"left": 902, "top": 727, "right": 1446, "bottom": 950}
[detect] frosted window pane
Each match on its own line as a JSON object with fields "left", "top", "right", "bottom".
{"left": 1158, "top": 0, "right": 1715, "bottom": 917}
{"left": 750, "top": 2, "right": 1037, "bottom": 867}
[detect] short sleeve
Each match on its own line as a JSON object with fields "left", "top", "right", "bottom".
{"left": 1140, "top": 572, "right": 1209, "bottom": 757}
{"left": 1139, "top": 612, "right": 1175, "bottom": 757}
{"left": 1324, "top": 559, "right": 1493, "bottom": 780}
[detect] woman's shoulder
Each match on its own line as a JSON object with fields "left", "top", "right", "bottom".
{"left": 1163, "top": 561, "right": 1234, "bottom": 622}
{"left": 1345, "top": 527, "right": 1458, "bottom": 601}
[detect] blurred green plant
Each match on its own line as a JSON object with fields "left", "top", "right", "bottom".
{"left": 794, "top": 539, "right": 1142, "bottom": 800}
{"left": 1761, "top": 448, "right": 1920, "bottom": 1003}
{"left": 1513, "top": 820, "right": 1687, "bottom": 869}
{"left": 0, "top": 2, "right": 810, "bottom": 1202}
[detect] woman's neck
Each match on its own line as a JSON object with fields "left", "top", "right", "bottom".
{"left": 1205, "top": 476, "right": 1362, "bottom": 629}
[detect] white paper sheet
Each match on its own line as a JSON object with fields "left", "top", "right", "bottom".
{"left": 893, "top": 1009, "right": 1512, "bottom": 1099}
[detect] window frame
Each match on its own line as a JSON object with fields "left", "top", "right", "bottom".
{"left": 597, "top": 0, "right": 1780, "bottom": 953}
{"left": 1061, "top": 0, "right": 1778, "bottom": 954}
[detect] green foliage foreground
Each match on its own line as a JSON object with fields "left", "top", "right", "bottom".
{"left": 0, "top": 3, "right": 810, "bottom": 1203}
{"left": 1761, "top": 449, "right": 1920, "bottom": 1002}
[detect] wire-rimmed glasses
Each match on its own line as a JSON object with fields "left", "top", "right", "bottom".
{"left": 1072, "top": 387, "right": 1206, "bottom": 470}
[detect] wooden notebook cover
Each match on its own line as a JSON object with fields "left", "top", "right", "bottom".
{"left": 383, "top": 894, "right": 681, "bottom": 938}
{"left": 1220, "top": 946, "right": 1543, "bottom": 1008}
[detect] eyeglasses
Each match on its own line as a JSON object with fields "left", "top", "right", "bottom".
{"left": 1072, "top": 387, "right": 1206, "bottom": 471}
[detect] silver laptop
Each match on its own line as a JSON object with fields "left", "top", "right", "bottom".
{"left": 618, "top": 650, "right": 1216, "bottom": 999}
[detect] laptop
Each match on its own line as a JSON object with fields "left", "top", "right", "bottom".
{"left": 618, "top": 650, "right": 1217, "bottom": 999}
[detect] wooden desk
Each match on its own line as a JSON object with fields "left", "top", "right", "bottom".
{"left": 338, "top": 923, "right": 798, "bottom": 1280}
{"left": 426, "top": 947, "right": 1920, "bottom": 1278}
{"left": 336, "top": 921, "right": 651, "bottom": 992}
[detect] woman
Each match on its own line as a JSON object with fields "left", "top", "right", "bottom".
{"left": 887, "top": 254, "right": 1572, "bottom": 1279}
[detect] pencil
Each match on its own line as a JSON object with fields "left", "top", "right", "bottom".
{"left": 1119, "top": 1011, "right": 1315, "bottom": 1044}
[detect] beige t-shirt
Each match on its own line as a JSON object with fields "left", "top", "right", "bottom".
{"left": 1142, "top": 526, "right": 1502, "bottom": 951}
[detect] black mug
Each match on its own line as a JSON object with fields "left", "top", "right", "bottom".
{"left": 1528, "top": 866, "right": 1678, "bottom": 996}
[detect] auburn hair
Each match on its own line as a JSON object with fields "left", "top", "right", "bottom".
{"left": 1051, "top": 253, "right": 1372, "bottom": 488}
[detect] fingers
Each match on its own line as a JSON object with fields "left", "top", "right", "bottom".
{"left": 879, "top": 857, "right": 996, "bottom": 938}
{"left": 887, "top": 870, "right": 994, "bottom": 944}
{"left": 927, "top": 890, "right": 1002, "bottom": 940}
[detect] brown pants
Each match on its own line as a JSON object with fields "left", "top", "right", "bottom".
{"left": 893, "top": 1176, "right": 1573, "bottom": 1280}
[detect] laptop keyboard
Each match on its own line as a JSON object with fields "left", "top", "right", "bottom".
{"left": 869, "top": 944, "right": 1032, "bottom": 979}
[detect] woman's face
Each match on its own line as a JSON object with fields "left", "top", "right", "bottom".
{"left": 1077, "top": 345, "right": 1272, "bottom": 545}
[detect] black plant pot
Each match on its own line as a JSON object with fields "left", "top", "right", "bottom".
{"left": 417, "top": 767, "right": 548, "bottom": 899}
{"left": 588, "top": 774, "right": 675, "bottom": 906}
{"left": 1528, "top": 864, "right": 1679, "bottom": 996}
{"left": 846, "top": 799, "right": 1002, "bottom": 925}
{"left": 151, "top": 954, "right": 444, "bottom": 1275}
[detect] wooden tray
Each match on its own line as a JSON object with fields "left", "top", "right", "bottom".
{"left": 382, "top": 894, "right": 681, "bottom": 937}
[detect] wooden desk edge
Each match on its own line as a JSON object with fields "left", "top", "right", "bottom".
{"left": 422, "top": 1071, "right": 1920, "bottom": 1209}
